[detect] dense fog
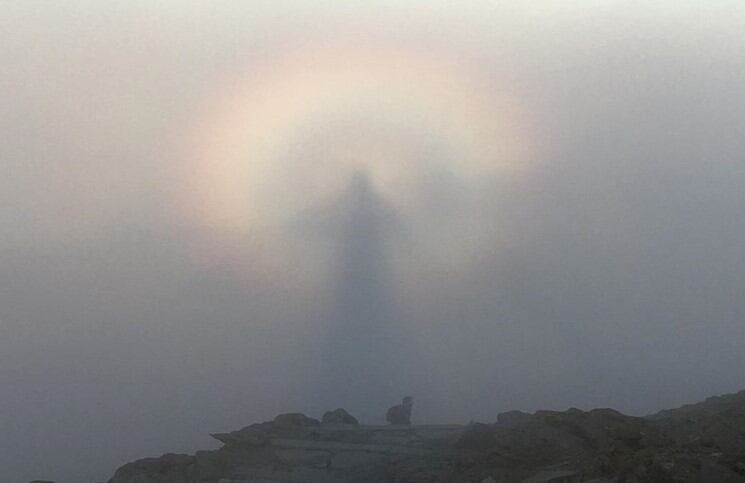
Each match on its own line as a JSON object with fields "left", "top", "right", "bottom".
{"left": 1, "top": 2, "right": 744, "bottom": 482}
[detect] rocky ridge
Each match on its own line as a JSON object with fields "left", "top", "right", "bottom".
{"left": 98, "top": 391, "right": 745, "bottom": 483}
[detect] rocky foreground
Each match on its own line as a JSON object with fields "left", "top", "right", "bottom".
{"left": 99, "top": 391, "right": 745, "bottom": 483}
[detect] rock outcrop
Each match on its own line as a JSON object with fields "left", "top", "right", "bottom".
{"left": 109, "top": 406, "right": 463, "bottom": 483}
{"left": 450, "top": 392, "right": 745, "bottom": 483}
{"left": 322, "top": 408, "right": 359, "bottom": 425}
{"left": 105, "top": 391, "right": 745, "bottom": 483}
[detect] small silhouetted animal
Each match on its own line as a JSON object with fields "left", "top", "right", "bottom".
{"left": 386, "top": 396, "right": 413, "bottom": 425}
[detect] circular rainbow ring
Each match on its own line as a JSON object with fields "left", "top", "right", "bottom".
{"left": 175, "top": 35, "right": 537, "bottom": 243}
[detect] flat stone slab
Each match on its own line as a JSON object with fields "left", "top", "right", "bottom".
{"left": 369, "top": 433, "right": 411, "bottom": 446}
{"left": 316, "top": 424, "right": 465, "bottom": 432}
{"left": 270, "top": 438, "right": 434, "bottom": 456}
{"left": 230, "top": 467, "right": 346, "bottom": 483}
{"left": 522, "top": 470, "right": 581, "bottom": 483}
{"left": 330, "top": 450, "right": 386, "bottom": 469}
{"left": 274, "top": 448, "right": 331, "bottom": 467}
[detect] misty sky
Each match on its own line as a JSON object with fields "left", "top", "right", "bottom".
{"left": 2, "top": 2, "right": 745, "bottom": 482}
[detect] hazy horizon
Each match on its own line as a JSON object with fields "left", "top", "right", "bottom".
{"left": 2, "top": 2, "right": 744, "bottom": 482}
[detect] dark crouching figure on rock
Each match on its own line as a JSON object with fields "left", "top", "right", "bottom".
{"left": 386, "top": 396, "right": 413, "bottom": 425}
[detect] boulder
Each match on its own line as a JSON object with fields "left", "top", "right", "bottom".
{"left": 322, "top": 408, "right": 359, "bottom": 425}
{"left": 108, "top": 453, "right": 195, "bottom": 483}
{"left": 273, "top": 412, "right": 320, "bottom": 428}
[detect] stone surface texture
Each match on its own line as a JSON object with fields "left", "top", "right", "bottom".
{"left": 106, "top": 391, "right": 745, "bottom": 483}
